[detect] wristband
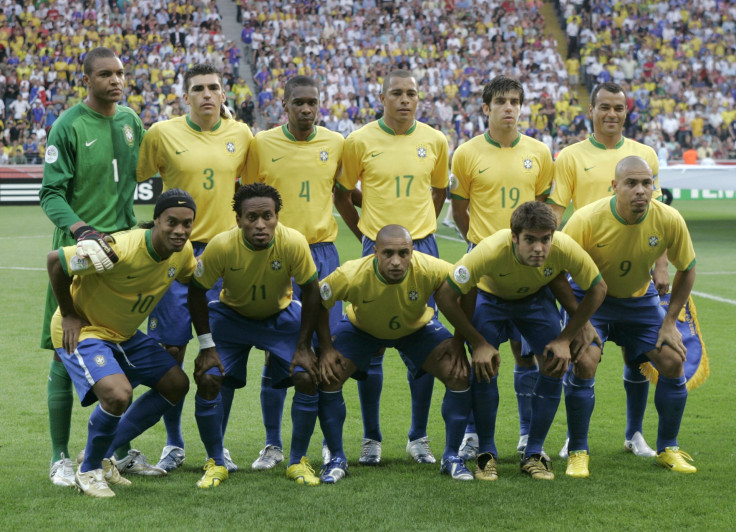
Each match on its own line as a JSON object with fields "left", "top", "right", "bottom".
{"left": 197, "top": 333, "right": 215, "bottom": 350}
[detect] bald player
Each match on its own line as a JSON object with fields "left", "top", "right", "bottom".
{"left": 560, "top": 156, "right": 697, "bottom": 477}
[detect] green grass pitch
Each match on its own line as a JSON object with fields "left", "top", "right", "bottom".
{"left": 0, "top": 199, "right": 734, "bottom": 531}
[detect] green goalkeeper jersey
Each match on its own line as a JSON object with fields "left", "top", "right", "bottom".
{"left": 40, "top": 102, "right": 145, "bottom": 235}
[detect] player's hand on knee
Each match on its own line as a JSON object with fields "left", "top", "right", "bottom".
{"left": 656, "top": 320, "right": 686, "bottom": 361}
{"left": 470, "top": 342, "right": 500, "bottom": 382}
{"left": 542, "top": 339, "right": 571, "bottom": 378}
{"left": 291, "top": 346, "right": 319, "bottom": 385}
{"left": 194, "top": 347, "right": 225, "bottom": 382}
{"left": 319, "top": 347, "right": 346, "bottom": 385}
{"left": 438, "top": 338, "right": 469, "bottom": 382}
{"left": 74, "top": 225, "right": 118, "bottom": 273}
{"left": 571, "top": 322, "right": 601, "bottom": 360}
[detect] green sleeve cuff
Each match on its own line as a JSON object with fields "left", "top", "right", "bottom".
{"left": 445, "top": 275, "right": 463, "bottom": 294}
{"left": 300, "top": 271, "right": 319, "bottom": 286}
{"left": 335, "top": 182, "right": 353, "bottom": 192}
{"left": 450, "top": 193, "right": 468, "bottom": 201}
{"left": 682, "top": 258, "right": 696, "bottom": 272}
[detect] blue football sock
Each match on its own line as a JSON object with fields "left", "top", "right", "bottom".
{"left": 357, "top": 354, "right": 383, "bottom": 442}
{"left": 464, "top": 411, "right": 477, "bottom": 436}
{"left": 107, "top": 390, "right": 174, "bottom": 456}
{"left": 289, "top": 391, "right": 318, "bottom": 466}
{"left": 565, "top": 373, "right": 595, "bottom": 453}
{"left": 81, "top": 405, "right": 121, "bottom": 473}
{"left": 408, "top": 370, "right": 434, "bottom": 441}
{"left": 318, "top": 389, "right": 346, "bottom": 461}
{"left": 471, "top": 373, "right": 499, "bottom": 457}
{"left": 194, "top": 393, "right": 224, "bottom": 466}
{"left": 623, "top": 364, "right": 649, "bottom": 440}
{"left": 220, "top": 384, "right": 235, "bottom": 439}
{"left": 654, "top": 374, "right": 687, "bottom": 452}
{"left": 163, "top": 396, "right": 185, "bottom": 449}
{"left": 260, "top": 367, "right": 287, "bottom": 448}
{"left": 441, "top": 387, "right": 472, "bottom": 460}
{"left": 525, "top": 374, "right": 562, "bottom": 458}
{"left": 514, "top": 364, "right": 539, "bottom": 437}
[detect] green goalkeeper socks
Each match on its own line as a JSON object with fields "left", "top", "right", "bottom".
{"left": 48, "top": 360, "right": 73, "bottom": 463}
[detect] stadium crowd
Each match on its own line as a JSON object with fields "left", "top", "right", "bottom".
{"left": 558, "top": 0, "right": 736, "bottom": 161}
{"left": 2, "top": 0, "right": 736, "bottom": 165}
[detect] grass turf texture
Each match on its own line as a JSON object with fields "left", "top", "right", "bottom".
{"left": 1, "top": 200, "right": 734, "bottom": 531}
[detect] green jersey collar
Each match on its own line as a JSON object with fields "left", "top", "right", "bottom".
{"left": 589, "top": 134, "right": 625, "bottom": 150}
{"left": 378, "top": 117, "right": 417, "bottom": 136}
{"left": 282, "top": 124, "right": 317, "bottom": 142}
{"left": 373, "top": 257, "right": 409, "bottom": 284}
{"left": 609, "top": 196, "right": 649, "bottom": 225}
{"left": 145, "top": 229, "right": 162, "bottom": 262}
{"left": 186, "top": 115, "right": 222, "bottom": 132}
{"left": 242, "top": 232, "right": 275, "bottom": 251}
{"left": 484, "top": 131, "right": 520, "bottom": 148}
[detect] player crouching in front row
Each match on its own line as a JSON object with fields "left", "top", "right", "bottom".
{"left": 188, "top": 183, "right": 323, "bottom": 489}
{"left": 316, "top": 225, "right": 473, "bottom": 483}
{"left": 47, "top": 189, "right": 197, "bottom": 498}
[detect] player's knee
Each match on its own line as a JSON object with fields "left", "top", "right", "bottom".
{"left": 292, "top": 372, "right": 317, "bottom": 395}
{"left": 573, "top": 348, "right": 600, "bottom": 378}
{"left": 158, "top": 366, "right": 189, "bottom": 404}
{"left": 443, "top": 373, "right": 469, "bottom": 392}
{"left": 100, "top": 387, "right": 133, "bottom": 416}
{"left": 652, "top": 350, "right": 684, "bottom": 378}
{"left": 196, "top": 373, "right": 222, "bottom": 400}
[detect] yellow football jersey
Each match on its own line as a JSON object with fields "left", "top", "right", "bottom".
{"left": 447, "top": 229, "right": 601, "bottom": 300}
{"left": 338, "top": 118, "right": 449, "bottom": 241}
{"left": 450, "top": 132, "right": 553, "bottom": 243}
{"left": 137, "top": 116, "right": 253, "bottom": 243}
{"left": 549, "top": 136, "right": 661, "bottom": 210}
{"left": 50, "top": 229, "right": 197, "bottom": 346}
{"left": 563, "top": 196, "right": 696, "bottom": 298}
{"left": 320, "top": 251, "right": 451, "bottom": 339}
{"left": 243, "top": 125, "right": 343, "bottom": 244}
{"left": 193, "top": 223, "right": 318, "bottom": 319}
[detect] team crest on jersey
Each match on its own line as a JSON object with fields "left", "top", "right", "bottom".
{"left": 319, "top": 150, "right": 329, "bottom": 164}
{"left": 543, "top": 266, "right": 554, "bottom": 277}
{"left": 648, "top": 234, "right": 660, "bottom": 247}
{"left": 453, "top": 265, "right": 470, "bottom": 284}
{"left": 194, "top": 259, "right": 205, "bottom": 278}
{"left": 271, "top": 260, "right": 282, "bottom": 271}
{"left": 70, "top": 255, "right": 89, "bottom": 272}
{"left": 45, "top": 145, "right": 59, "bottom": 164}
{"left": 522, "top": 157, "right": 533, "bottom": 171}
{"left": 226, "top": 141, "right": 236, "bottom": 154}
{"left": 168, "top": 267, "right": 176, "bottom": 278}
{"left": 416, "top": 145, "right": 428, "bottom": 159}
{"left": 408, "top": 288, "right": 419, "bottom": 302}
{"left": 320, "top": 282, "right": 332, "bottom": 301}
{"left": 94, "top": 355, "right": 106, "bottom": 367}
{"left": 150, "top": 317, "right": 158, "bottom": 330}
{"left": 123, "top": 124, "right": 135, "bottom": 147}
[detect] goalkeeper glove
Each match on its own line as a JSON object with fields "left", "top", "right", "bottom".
{"left": 73, "top": 225, "right": 118, "bottom": 273}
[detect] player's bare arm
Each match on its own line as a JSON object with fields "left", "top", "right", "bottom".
{"left": 188, "top": 282, "right": 225, "bottom": 380}
{"left": 334, "top": 186, "right": 363, "bottom": 241}
{"left": 431, "top": 186, "right": 446, "bottom": 218}
{"left": 656, "top": 266, "right": 696, "bottom": 360}
{"left": 451, "top": 197, "right": 470, "bottom": 241}
{"left": 47, "top": 250, "right": 90, "bottom": 354}
{"left": 290, "top": 279, "right": 320, "bottom": 384}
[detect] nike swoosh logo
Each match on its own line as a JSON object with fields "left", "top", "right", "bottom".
{"left": 230, "top": 267, "right": 243, "bottom": 271}
{"left": 479, "top": 168, "right": 489, "bottom": 174}
{"left": 271, "top": 156, "right": 285, "bottom": 162}
{"left": 362, "top": 299, "right": 376, "bottom": 304}
{"left": 499, "top": 273, "right": 511, "bottom": 277}
{"left": 596, "top": 243, "right": 609, "bottom": 248}
{"left": 370, "top": 152, "right": 383, "bottom": 158}
{"left": 178, "top": 201, "right": 187, "bottom": 204}
{"left": 85, "top": 139, "right": 97, "bottom": 147}
{"left": 584, "top": 166, "right": 596, "bottom": 171}
{"left": 126, "top": 275, "right": 137, "bottom": 279}
{"left": 176, "top": 149, "right": 188, "bottom": 155}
